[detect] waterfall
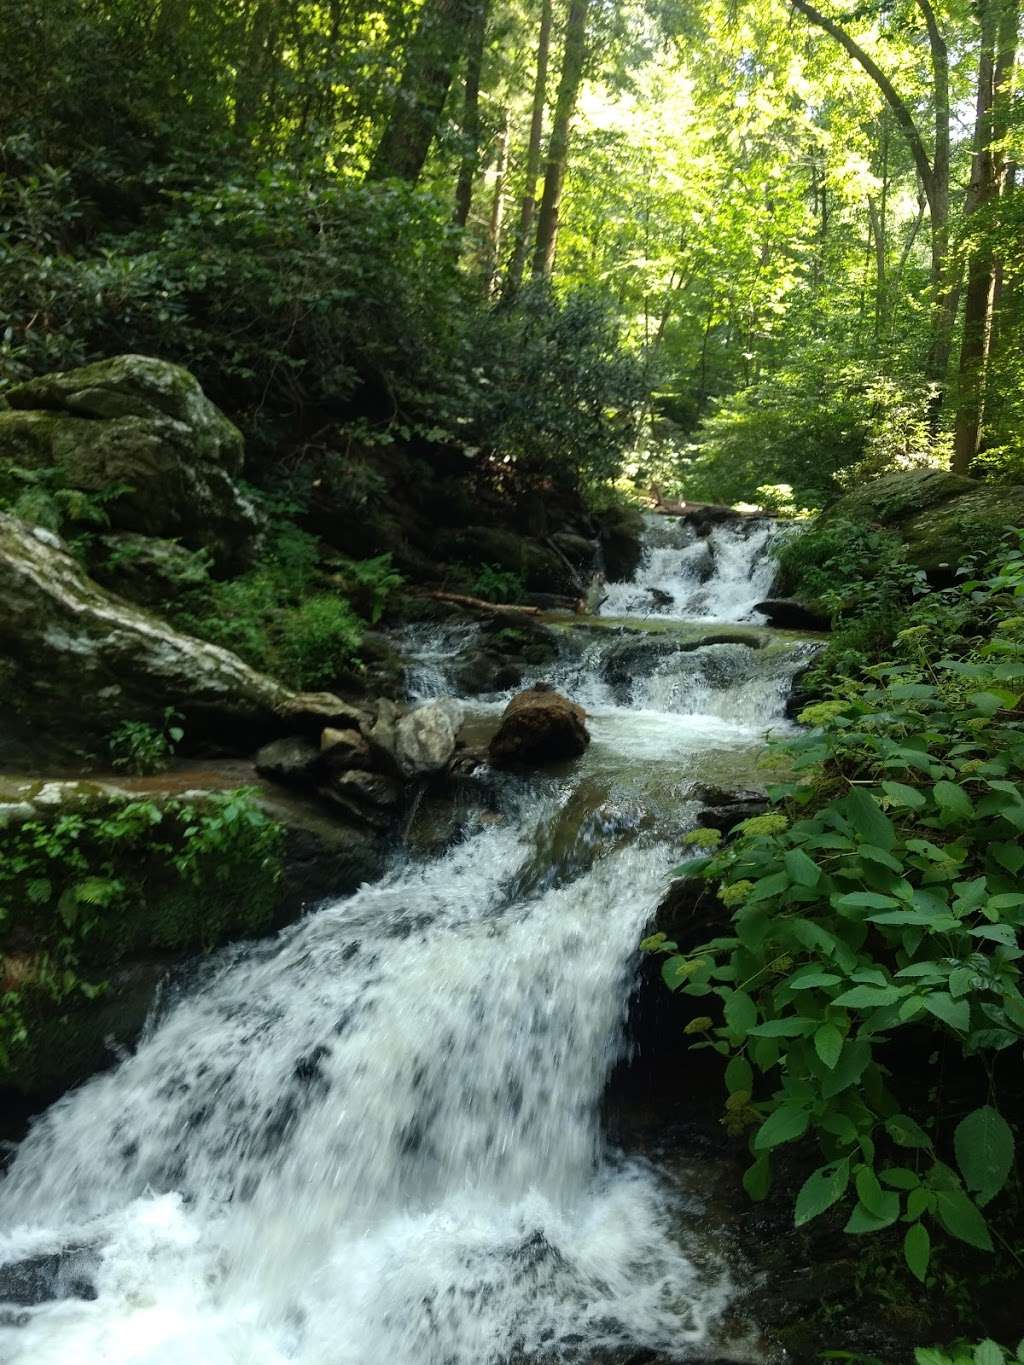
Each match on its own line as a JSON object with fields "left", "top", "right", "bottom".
{"left": 0, "top": 513, "right": 811, "bottom": 1365}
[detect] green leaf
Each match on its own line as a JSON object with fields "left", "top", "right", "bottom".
{"left": 788, "top": 968, "right": 842, "bottom": 990}
{"left": 784, "top": 848, "right": 820, "bottom": 886}
{"left": 880, "top": 1166, "right": 919, "bottom": 1190}
{"left": 822, "top": 1040, "right": 871, "bottom": 1099}
{"left": 904, "top": 1221, "right": 930, "bottom": 1283}
{"left": 662, "top": 956, "right": 701, "bottom": 990}
{"left": 724, "top": 1056, "right": 753, "bottom": 1095}
{"left": 747, "top": 1017, "right": 817, "bottom": 1037}
{"left": 933, "top": 781, "right": 975, "bottom": 822}
{"left": 834, "top": 891, "right": 900, "bottom": 910}
{"left": 743, "top": 1156, "right": 771, "bottom": 1200}
{"left": 753, "top": 1104, "right": 810, "bottom": 1152}
{"left": 934, "top": 1187, "right": 993, "bottom": 1251}
{"left": 882, "top": 780, "right": 926, "bottom": 809}
{"left": 844, "top": 1191, "right": 900, "bottom": 1233}
{"left": 724, "top": 990, "right": 758, "bottom": 1036}
{"left": 832, "top": 985, "right": 903, "bottom": 1008}
{"left": 923, "top": 992, "right": 970, "bottom": 1033}
{"left": 993, "top": 841, "right": 1024, "bottom": 874}
{"left": 746, "top": 871, "right": 790, "bottom": 904}
{"left": 954, "top": 1106, "right": 1014, "bottom": 1207}
{"left": 855, "top": 1164, "right": 889, "bottom": 1219}
{"left": 814, "top": 1022, "right": 844, "bottom": 1070}
{"left": 794, "top": 1161, "right": 850, "bottom": 1226}
{"left": 858, "top": 844, "right": 903, "bottom": 872}
{"left": 886, "top": 1114, "right": 933, "bottom": 1149}
{"left": 846, "top": 788, "right": 896, "bottom": 849}
{"left": 974, "top": 1343, "right": 1006, "bottom": 1365}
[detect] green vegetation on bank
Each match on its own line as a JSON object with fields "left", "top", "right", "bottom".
{"left": 0, "top": 788, "right": 284, "bottom": 1090}
{"left": 649, "top": 530, "right": 1024, "bottom": 1345}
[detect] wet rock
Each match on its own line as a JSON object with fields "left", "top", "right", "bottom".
{"left": 754, "top": 598, "right": 829, "bottom": 632}
{"left": 699, "top": 631, "right": 762, "bottom": 649}
{"left": 2, "top": 355, "right": 258, "bottom": 566}
{"left": 360, "top": 697, "right": 404, "bottom": 773}
{"left": 489, "top": 684, "right": 590, "bottom": 767}
{"left": 594, "top": 503, "right": 645, "bottom": 581}
{"left": 395, "top": 698, "right": 462, "bottom": 776}
{"left": 697, "top": 798, "right": 769, "bottom": 833}
{"left": 319, "top": 769, "right": 402, "bottom": 828}
{"left": 437, "top": 525, "right": 575, "bottom": 594}
{"left": 320, "top": 726, "right": 373, "bottom": 772}
{"left": 0, "top": 1248, "right": 98, "bottom": 1307}
{"left": 255, "top": 736, "right": 322, "bottom": 788}
{"left": 550, "top": 530, "right": 597, "bottom": 569}
{"left": 275, "top": 692, "right": 370, "bottom": 735}
{"left": 648, "top": 588, "right": 674, "bottom": 608}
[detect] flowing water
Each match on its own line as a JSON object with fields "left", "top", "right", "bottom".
{"left": 0, "top": 517, "right": 817, "bottom": 1365}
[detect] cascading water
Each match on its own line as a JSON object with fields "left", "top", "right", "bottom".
{"left": 0, "top": 514, "right": 816, "bottom": 1365}
{"left": 601, "top": 514, "right": 792, "bottom": 622}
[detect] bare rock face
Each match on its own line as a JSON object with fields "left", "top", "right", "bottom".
{"left": 395, "top": 699, "right": 463, "bottom": 776}
{"left": 0, "top": 514, "right": 355, "bottom": 757}
{"left": 0, "top": 354, "right": 259, "bottom": 566}
{"left": 488, "top": 684, "right": 590, "bottom": 768}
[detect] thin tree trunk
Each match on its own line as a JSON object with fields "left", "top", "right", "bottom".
{"left": 484, "top": 110, "right": 509, "bottom": 292}
{"left": 532, "top": 0, "right": 589, "bottom": 279}
{"left": 367, "top": 0, "right": 475, "bottom": 183}
{"left": 953, "top": 0, "right": 1018, "bottom": 471}
{"left": 503, "top": 0, "right": 553, "bottom": 299}
{"left": 453, "top": 0, "right": 491, "bottom": 227}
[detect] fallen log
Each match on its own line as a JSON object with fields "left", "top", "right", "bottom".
{"left": 413, "top": 589, "right": 543, "bottom": 618}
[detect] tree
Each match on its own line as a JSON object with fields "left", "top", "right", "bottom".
{"left": 453, "top": 0, "right": 492, "bottom": 227}
{"left": 533, "top": 0, "right": 590, "bottom": 278}
{"left": 367, "top": 0, "right": 477, "bottom": 183}
{"left": 504, "top": 0, "right": 554, "bottom": 298}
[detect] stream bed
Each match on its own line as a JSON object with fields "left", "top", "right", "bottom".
{"left": 0, "top": 515, "right": 819, "bottom": 1364}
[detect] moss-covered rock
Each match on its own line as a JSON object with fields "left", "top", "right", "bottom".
{"left": 821, "top": 469, "right": 1024, "bottom": 576}
{"left": 593, "top": 503, "right": 645, "bottom": 581}
{"left": 1, "top": 355, "right": 258, "bottom": 565}
{"left": 437, "top": 525, "right": 576, "bottom": 594}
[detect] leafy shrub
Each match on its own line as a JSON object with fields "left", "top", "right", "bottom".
{"left": 0, "top": 790, "right": 283, "bottom": 1072}
{"left": 647, "top": 534, "right": 1024, "bottom": 1286}
{"left": 107, "top": 708, "right": 184, "bottom": 774}
{"left": 276, "top": 595, "right": 363, "bottom": 689}
{"left": 465, "top": 563, "right": 529, "bottom": 603}
{"left": 775, "top": 518, "right": 927, "bottom": 673}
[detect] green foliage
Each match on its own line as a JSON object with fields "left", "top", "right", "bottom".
{"left": 276, "top": 595, "right": 364, "bottom": 690}
{"left": 650, "top": 534, "right": 1024, "bottom": 1284}
{"left": 775, "top": 518, "right": 928, "bottom": 671}
{"left": 465, "top": 563, "right": 529, "bottom": 604}
{"left": 333, "top": 553, "right": 404, "bottom": 625}
{"left": 0, "top": 463, "right": 131, "bottom": 545}
{"left": 107, "top": 708, "right": 184, "bottom": 775}
{"left": 0, "top": 789, "right": 284, "bottom": 1073}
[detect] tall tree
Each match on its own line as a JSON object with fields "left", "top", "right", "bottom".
{"left": 788, "top": 0, "right": 955, "bottom": 382}
{"left": 504, "top": 0, "right": 554, "bottom": 297}
{"left": 532, "top": 0, "right": 590, "bottom": 279}
{"left": 954, "top": 0, "right": 1018, "bottom": 469}
{"left": 367, "top": 0, "right": 475, "bottom": 182}
{"left": 453, "top": 0, "right": 491, "bottom": 227}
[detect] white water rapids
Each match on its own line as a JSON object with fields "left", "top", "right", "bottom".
{"left": 0, "top": 517, "right": 814, "bottom": 1365}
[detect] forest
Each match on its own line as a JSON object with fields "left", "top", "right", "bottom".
{"left": 1, "top": 0, "right": 1024, "bottom": 1363}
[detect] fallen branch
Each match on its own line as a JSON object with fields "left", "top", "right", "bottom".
{"left": 414, "top": 589, "right": 543, "bottom": 617}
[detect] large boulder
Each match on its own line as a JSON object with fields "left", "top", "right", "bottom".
{"left": 0, "top": 355, "right": 259, "bottom": 565}
{"left": 594, "top": 504, "right": 645, "bottom": 582}
{"left": 820, "top": 469, "right": 1024, "bottom": 578}
{"left": 395, "top": 699, "right": 463, "bottom": 776}
{"left": 488, "top": 684, "right": 590, "bottom": 767}
{"left": 0, "top": 514, "right": 361, "bottom": 760}
{"left": 754, "top": 598, "right": 829, "bottom": 632}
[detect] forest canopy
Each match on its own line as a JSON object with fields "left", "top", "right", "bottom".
{"left": 2, "top": 0, "right": 1023, "bottom": 509}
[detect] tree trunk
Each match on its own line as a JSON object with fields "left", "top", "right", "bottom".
{"left": 953, "top": 0, "right": 1018, "bottom": 471}
{"left": 453, "top": 0, "right": 491, "bottom": 227}
{"left": 484, "top": 110, "right": 510, "bottom": 292}
{"left": 367, "top": 0, "right": 475, "bottom": 183}
{"left": 532, "top": 0, "right": 589, "bottom": 279}
{"left": 503, "top": 0, "right": 554, "bottom": 299}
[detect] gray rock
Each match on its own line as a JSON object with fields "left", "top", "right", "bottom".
{"left": 1, "top": 355, "right": 258, "bottom": 566}
{"left": 319, "top": 769, "right": 403, "bottom": 828}
{"left": 320, "top": 726, "right": 373, "bottom": 772}
{"left": 0, "top": 514, "right": 359, "bottom": 755}
{"left": 395, "top": 699, "right": 463, "bottom": 776}
{"left": 255, "top": 736, "right": 322, "bottom": 788}
{"left": 92, "top": 532, "right": 211, "bottom": 607}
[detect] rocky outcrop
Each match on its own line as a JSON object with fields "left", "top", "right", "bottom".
{"left": 594, "top": 503, "right": 645, "bottom": 582}
{"left": 395, "top": 698, "right": 462, "bottom": 776}
{"left": 819, "top": 468, "right": 1024, "bottom": 578}
{"left": 489, "top": 684, "right": 590, "bottom": 767}
{"left": 437, "top": 525, "right": 578, "bottom": 595}
{"left": 0, "top": 514, "right": 363, "bottom": 760}
{"left": 1, "top": 355, "right": 259, "bottom": 565}
{"left": 753, "top": 598, "right": 829, "bottom": 632}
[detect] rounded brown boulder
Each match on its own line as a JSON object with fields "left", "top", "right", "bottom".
{"left": 488, "top": 684, "right": 590, "bottom": 768}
